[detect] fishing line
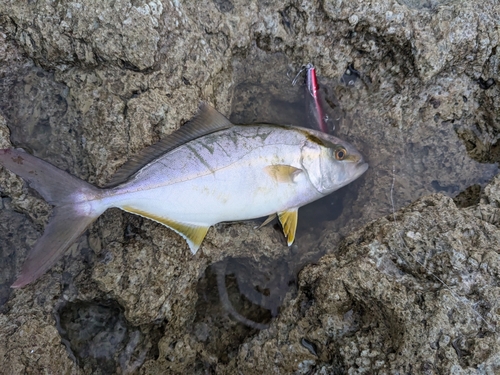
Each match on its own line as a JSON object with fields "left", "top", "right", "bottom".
{"left": 389, "top": 163, "right": 496, "bottom": 333}
{"left": 291, "top": 64, "right": 309, "bottom": 86}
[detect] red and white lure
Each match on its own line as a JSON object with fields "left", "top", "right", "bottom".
{"left": 293, "top": 63, "right": 331, "bottom": 134}
{"left": 305, "top": 63, "right": 330, "bottom": 134}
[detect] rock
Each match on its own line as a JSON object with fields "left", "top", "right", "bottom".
{"left": 0, "top": 0, "right": 499, "bottom": 373}
{"left": 3, "top": 0, "right": 161, "bottom": 70}
{"left": 220, "top": 192, "right": 500, "bottom": 373}
{"left": 0, "top": 277, "right": 77, "bottom": 374}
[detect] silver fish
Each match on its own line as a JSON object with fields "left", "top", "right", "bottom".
{"left": 0, "top": 103, "right": 368, "bottom": 288}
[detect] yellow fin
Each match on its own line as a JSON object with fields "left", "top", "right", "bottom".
{"left": 264, "top": 165, "right": 302, "bottom": 183}
{"left": 122, "top": 206, "right": 209, "bottom": 254}
{"left": 278, "top": 209, "right": 298, "bottom": 246}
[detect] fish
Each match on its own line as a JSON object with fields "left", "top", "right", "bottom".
{"left": 0, "top": 103, "right": 368, "bottom": 288}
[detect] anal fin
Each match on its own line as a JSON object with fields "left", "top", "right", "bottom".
{"left": 278, "top": 209, "right": 298, "bottom": 246}
{"left": 122, "top": 206, "right": 209, "bottom": 254}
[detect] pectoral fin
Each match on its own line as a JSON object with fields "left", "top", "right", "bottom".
{"left": 256, "top": 213, "right": 277, "bottom": 229}
{"left": 264, "top": 165, "right": 302, "bottom": 183}
{"left": 122, "top": 206, "right": 209, "bottom": 254}
{"left": 278, "top": 209, "right": 298, "bottom": 246}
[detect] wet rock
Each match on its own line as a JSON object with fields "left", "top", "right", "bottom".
{"left": 3, "top": 0, "right": 161, "bottom": 70}
{"left": 0, "top": 113, "right": 11, "bottom": 149}
{"left": 57, "top": 299, "right": 163, "bottom": 374}
{"left": 453, "top": 184, "right": 481, "bottom": 208}
{"left": 0, "top": 279, "right": 77, "bottom": 374}
{"left": 220, "top": 193, "right": 500, "bottom": 373}
{"left": 0, "top": 0, "right": 499, "bottom": 373}
{"left": 0, "top": 205, "right": 36, "bottom": 308}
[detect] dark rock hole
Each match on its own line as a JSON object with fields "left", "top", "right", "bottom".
{"left": 56, "top": 299, "right": 164, "bottom": 374}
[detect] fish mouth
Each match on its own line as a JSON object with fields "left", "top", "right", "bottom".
{"left": 358, "top": 162, "right": 369, "bottom": 173}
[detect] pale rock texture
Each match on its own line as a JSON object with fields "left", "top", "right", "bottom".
{"left": 220, "top": 190, "right": 500, "bottom": 374}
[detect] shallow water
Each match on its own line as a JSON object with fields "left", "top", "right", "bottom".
{"left": 194, "top": 53, "right": 498, "bottom": 332}
{"left": 57, "top": 299, "right": 164, "bottom": 375}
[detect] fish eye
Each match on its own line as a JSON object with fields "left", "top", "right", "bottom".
{"left": 335, "top": 148, "right": 347, "bottom": 160}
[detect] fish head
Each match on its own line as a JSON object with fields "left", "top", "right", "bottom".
{"left": 302, "top": 132, "right": 368, "bottom": 195}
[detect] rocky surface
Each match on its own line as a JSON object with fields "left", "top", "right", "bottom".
{"left": 219, "top": 190, "right": 500, "bottom": 374}
{"left": 0, "top": 0, "right": 499, "bottom": 374}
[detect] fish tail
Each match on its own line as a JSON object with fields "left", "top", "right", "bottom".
{"left": 0, "top": 149, "right": 105, "bottom": 288}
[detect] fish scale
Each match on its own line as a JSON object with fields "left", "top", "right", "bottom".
{"left": 109, "top": 133, "right": 314, "bottom": 223}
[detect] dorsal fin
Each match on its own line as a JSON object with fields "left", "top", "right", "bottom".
{"left": 105, "top": 103, "right": 233, "bottom": 187}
